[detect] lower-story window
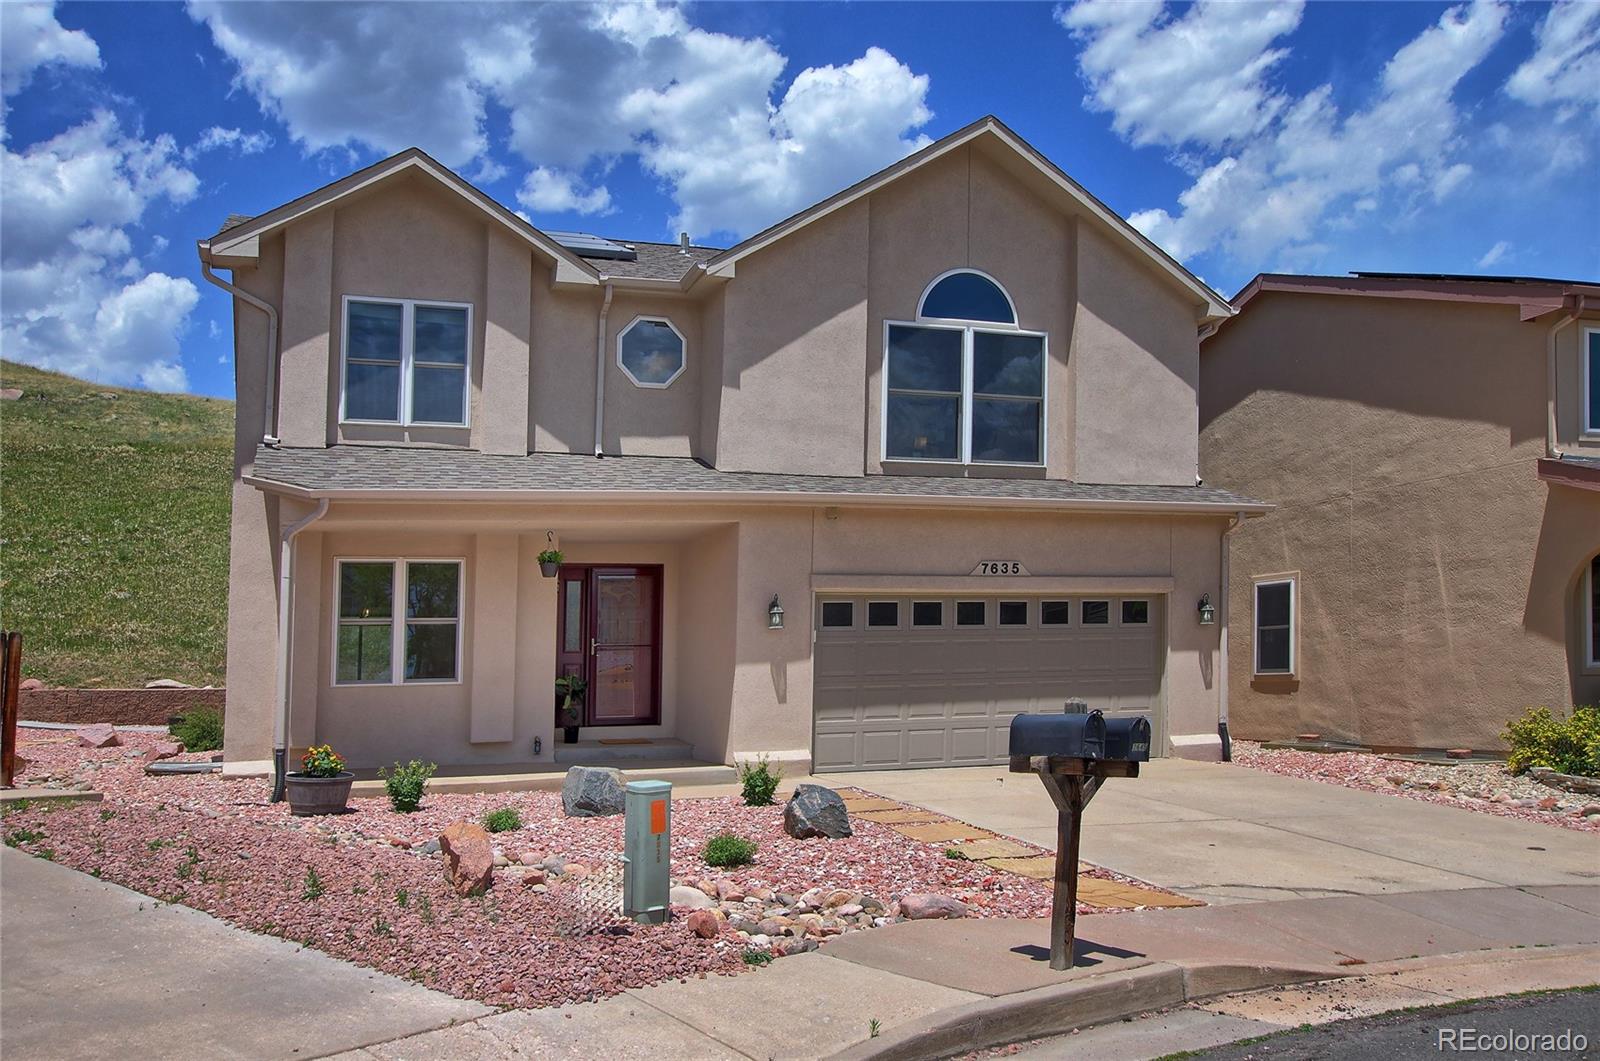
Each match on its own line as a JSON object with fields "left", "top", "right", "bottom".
{"left": 335, "top": 559, "right": 462, "bottom": 685}
{"left": 1254, "top": 577, "right": 1295, "bottom": 675}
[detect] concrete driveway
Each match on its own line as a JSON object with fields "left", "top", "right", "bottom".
{"left": 826, "top": 759, "right": 1600, "bottom": 904}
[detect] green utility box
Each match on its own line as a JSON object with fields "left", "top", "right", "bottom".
{"left": 623, "top": 779, "right": 671, "bottom": 924}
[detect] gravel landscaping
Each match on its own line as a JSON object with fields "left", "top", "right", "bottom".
{"left": 2, "top": 727, "right": 1156, "bottom": 1009}
{"left": 1232, "top": 741, "right": 1600, "bottom": 832}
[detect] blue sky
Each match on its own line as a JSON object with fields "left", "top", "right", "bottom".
{"left": 1, "top": 1, "right": 1595, "bottom": 399}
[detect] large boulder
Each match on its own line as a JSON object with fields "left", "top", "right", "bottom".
{"left": 670, "top": 885, "right": 715, "bottom": 910}
{"left": 898, "top": 893, "right": 969, "bottom": 920}
{"left": 782, "top": 784, "right": 853, "bottom": 839}
{"left": 561, "top": 766, "right": 626, "bottom": 817}
{"left": 75, "top": 724, "right": 120, "bottom": 749}
{"left": 439, "top": 821, "right": 495, "bottom": 896}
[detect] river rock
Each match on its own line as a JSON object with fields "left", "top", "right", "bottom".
{"left": 686, "top": 910, "right": 720, "bottom": 938}
{"left": 671, "top": 885, "right": 715, "bottom": 910}
{"left": 561, "top": 766, "right": 626, "bottom": 817}
{"left": 898, "top": 893, "right": 969, "bottom": 920}
{"left": 782, "top": 784, "right": 853, "bottom": 839}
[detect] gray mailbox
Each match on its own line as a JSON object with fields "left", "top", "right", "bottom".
{"left": 1102, "top": 717, "right": 1152, "bottom": 762}
{"left": 1009, "top": 710, "right": 1107, "bottom": 760}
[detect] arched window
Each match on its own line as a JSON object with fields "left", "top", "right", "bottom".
{"left": 885, "top": 271, "right": 1043, "bottom": 465}
{"left": 918, "top": 270, "right": 1017, "bottom": 324}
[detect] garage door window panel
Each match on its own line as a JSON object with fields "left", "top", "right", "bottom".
{"left": 1041, "top": 600, "right": 1071, "bottom": 625}
{"left": 999, "top": 600, "right": 1029, "bottom": 626}
{"left": 821, "top": 601, "right": 855, "bottom": 629}
{"left": 956, "top": 601, "right": 986, "bottom": 626}
{"left": 1121, "top": 600, "right": 1150, "bottom": 625}
{"left": 912, "top": 601, "right": 944, "bottom": 626}
{"left": 867, "top": 601, "right": 900, "bottom": 627}
{"left": 1255, "top": 578, "right": 1295, "bottom": 675}
{"left": 1082, "top": 600, "right": 1110, "bottom": 625}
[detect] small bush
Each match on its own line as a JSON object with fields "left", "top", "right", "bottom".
{"left": 302, "top": 866, "right": 325, "bottom": 900}
{"left": 737, "top": 755, "right": 782, "bottom": 807}
{"left": 703, "top": 832, "right": 757, "bottom": 867}
{"left": 1504, "top": 705, "right": 1600, "bottom": 777}
{"left": 481, "top": 807, "right": 522, "bottom": 833}
{"left": 379, "top": 759, "right": 437, "bottom": 813}
{"left": 169, "top": 707, "right": 224, "bottom": 752}
{"left": 741, "top": 949, "right": 773, "bottom": 966}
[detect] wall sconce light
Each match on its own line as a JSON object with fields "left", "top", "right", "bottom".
{"left": 767, "top": 595, "right": 785, "bottom": 630}
{"left": 1197, "top": 593, "right": 1217, "bottom": 626}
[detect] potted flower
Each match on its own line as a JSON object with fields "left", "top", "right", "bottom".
{"left": 285, "top": 744, "right": 354, "bottom": 816}
{"left": 555, "top": 674, "right": 586, "bottom": 744}
{"left": 537, "top": 548, "right": 564, "bottom": 578}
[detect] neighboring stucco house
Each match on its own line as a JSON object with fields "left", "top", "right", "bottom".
{"left": 199, "top": 116, "right": 1267, "bottom": 785}
{"left": 1200, "top": 273, "right": 1600, "bottom": 752}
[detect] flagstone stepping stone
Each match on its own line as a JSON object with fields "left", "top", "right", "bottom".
{"left": 853, "top": 809, "right": 947, "bottom": 824}
{"left": 837, "top": 797, "right": 901, "bottom": 812}
{"left": 947, "top": 837, "right": 1035, "bottom": 860}
{"left": 984, "top": 855, "right": 1057, "bottom": 879}
{"left": 893, "top": 821, "right": 993, "bottom": 843}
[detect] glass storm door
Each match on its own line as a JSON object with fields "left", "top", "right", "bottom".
{"left": 556, "top": 565, "right": 661, "bottom": 726}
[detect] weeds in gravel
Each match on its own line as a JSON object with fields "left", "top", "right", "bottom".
{"left": 6, "top": 827, "right": 44, "bottom": 846}
{"left": 395, "top": 887, "right": 409, "bottom": 907}
{"left": 147, "top": 838, "right": 171, "bottom": 851}
{"left": 302, "top": 866, "right": 325, "bottom": 900}
{"left": 703, "top": 832, "right": 758, "bottom": 868}
{"left": 741, "top": 950, "right": 773, "bottom": 966}
{"left": 373, "top": 916, "right": 393, "bottom": 937}
{"left": 36, "top": 848, "right": 54, "bottom": 861}
{"left": 944, "top": 847, "right": 969, "bottom": 860}
{"left": 736, "top": 755, "right": 782, "bottom": 806}
{"left": 380, "top": 759, "right": 438, "bottom": 813}
{"left": 417, "top": 893, "right": 435, "bottom": 925}
{"left": 481, "top": 807, "right": 522, "bottom": 833}
{"left": 869, "top": 1019, "right": 881, "bottom": 1038}
{"left": 100, "top": 808, "right": 115, "bottom": 821}
{"left": 176, "top": 846, "right": 200, "bottom": 880}
{"left": 2, "top": 798, "right": 32, "bottom": 816}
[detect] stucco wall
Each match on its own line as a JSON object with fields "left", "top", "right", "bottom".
{"left": 600, "top": 294, "right": 701, "bottom": 457}
{"left": 1202, "top": 293, "right": 1600, "bottom": 750}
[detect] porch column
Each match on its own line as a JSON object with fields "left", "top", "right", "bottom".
{"left": 470, "top": 533, "right": 519, "bottom": 742}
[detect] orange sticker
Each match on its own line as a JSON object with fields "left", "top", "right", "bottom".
{"left": 650, "top": 799, "right": 667, "bottom": 835}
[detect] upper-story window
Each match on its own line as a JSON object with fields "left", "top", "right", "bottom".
{"left": 618, "top": 316, "right": 686, "bottom": 388}
{"left": 341, "top": 296, "right": 471, "bottom": 426}
{"left": 1583, "top": 326, "right": 1599, "bottom": 436}
{"left": 885, "top": 270, "right": 1044, "bottom": 465}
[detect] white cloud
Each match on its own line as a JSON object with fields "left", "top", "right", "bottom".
{"left": 185, "top": 125, "right": 273, "bottom": 160}
{"left": 1476, "top": 239, "right": 1511, "bottom": 268}
{"left": 1506, "top": 1, "right": 1600, "bottom": 115}
{"left": 1, "top": 111, "right": 200, "bottom": 391}
{"left": 1086, "top": 0, "right": 1509, "bottom": 265}
{"left": 0, "top": 2, "right": 100, "bottom": 98}
{"left": 518, "top": 166, "right": 613, "bottom": 215}
{"left": 187, "top": 2, "right": 933, "bottom": 239}
{"left": 1057, "top": 0, "right": 1304, "bottom": 149}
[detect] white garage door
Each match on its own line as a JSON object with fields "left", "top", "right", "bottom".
{"left": 812, "top": 594, "right": 1163, "bottom": 772}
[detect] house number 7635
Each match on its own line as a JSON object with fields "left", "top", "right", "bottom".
{"left": 972, "top": 561, "right": 1029, "bottom": 576}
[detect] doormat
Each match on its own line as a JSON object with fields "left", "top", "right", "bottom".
{"left": 598, "top": 738, "right": 653, "bottom": 745}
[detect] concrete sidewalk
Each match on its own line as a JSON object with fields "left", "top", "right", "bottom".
{"left": 335, "top": 884, "right": 1600, "bottom": 1061}
{"left": 0, "top": 848, "right": 488, "bottom": 1061}
{"left": 827, "top": 759, "right": 1600, "bottom": 904}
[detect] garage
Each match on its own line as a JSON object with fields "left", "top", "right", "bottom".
{"left": 812, "top": 594, "right": 1164, "bottom": 772}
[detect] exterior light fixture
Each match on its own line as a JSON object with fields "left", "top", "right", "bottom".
{"left": 767, "top": 595, "right": 785, "bottom": 630}
{"left": 1197, "top": 593, "right": 1217, "bottom": 626}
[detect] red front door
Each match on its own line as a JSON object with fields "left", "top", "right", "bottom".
{"left": 555, "top": 565, "right": 662, "bottom": 726}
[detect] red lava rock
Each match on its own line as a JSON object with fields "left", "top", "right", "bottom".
{"left": 565, "top": 863, "right": 590, "bottom": 879}
{"left": 496, "top": 978, "right": 516, "bottom": 994}
{"left": 143, "top": 741, "right": 184, "bottom": 762}
{"left": 899, "top": 893, "right": 969, "bottom": 919}
{"left": 685, "top": 910, "right": 719, "bottom": 938}
{"left": 1539, "top": 797, "right": 1560, "bottom": 811}
{"left": 521, "top": 869, "right": 546, "bottom": 886}
{"left": 75, "top": 724, "right": 120, "bottom": 749}
{"left": 439, "top": 822, "right": 495, "bottom": 897}
{"left": 716, "top": 879, "right": 744, "bottom": 902}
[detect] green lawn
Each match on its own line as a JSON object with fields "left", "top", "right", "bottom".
{"left": 0, "top": 360, "right": 234, "bottom": 687}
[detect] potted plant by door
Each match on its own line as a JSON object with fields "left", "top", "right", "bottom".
{"left": 284, "top": 744, "right": 355, "bottom": 816}
{"left": 555, "top": 674, "right": 586, "bottom": 744}
{"left": 537, "top": 548, "right": 564, "bottom": 578}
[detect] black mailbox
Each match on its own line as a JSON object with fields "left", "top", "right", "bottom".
{"left": 1010, "top": 710, "right": 1107, "bottom": 759}
{"left": 1103, "top": 716, "right": 1152, "bottom": 762}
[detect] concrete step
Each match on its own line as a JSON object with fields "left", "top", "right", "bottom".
{"left": 555, "top": 738, "right": 694, "bottom": 764}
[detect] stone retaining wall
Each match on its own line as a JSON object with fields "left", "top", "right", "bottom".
{"left": 20, "top": 688, "right": 225, "bottom": 726}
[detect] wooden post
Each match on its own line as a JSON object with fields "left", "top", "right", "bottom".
{"left": 1, "top": 631, "right": 21, "bottom": 788}
{"left": 1036, "top": 760, "right": 1111, "bottom": 970}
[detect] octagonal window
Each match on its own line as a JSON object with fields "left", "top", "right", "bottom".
{"left": 618, "top": 317, "right": 686, "bottom": 388}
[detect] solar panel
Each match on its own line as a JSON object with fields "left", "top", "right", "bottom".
{"left": 546, "top": 231, "right": 637, "bottom": 261}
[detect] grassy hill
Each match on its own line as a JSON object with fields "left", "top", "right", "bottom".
{"left": 0, "top": 360, "right": 233, "bottom": 687}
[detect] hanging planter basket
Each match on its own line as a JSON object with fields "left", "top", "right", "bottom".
{"left": 537, "top": 549, "right": 563, "bottom": 578}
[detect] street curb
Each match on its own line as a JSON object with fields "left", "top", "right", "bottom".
{"left": 825, "top": 960, "right": 1342, "bottom": 1061}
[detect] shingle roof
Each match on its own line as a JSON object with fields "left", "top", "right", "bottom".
{"left": 248, "top": 446, "right": 1268, "bottom": 512}
{"left": 585, "top": 240, "right": 721, "bottom": 281}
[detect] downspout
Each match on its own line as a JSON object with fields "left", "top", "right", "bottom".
{"left": 1216, "top": 510, "right": 1247, "bottom": 762}
{"left": 1547, "top": 294, "right": 1587, "bottom": 459}
{"left": 271, "top": 497, "right": 330, "bottom": 802}
{"left": 593, "top": 282, "right": 614, "bottom": 457}
{"left": 200, "top": 260, "right": 281, "bottom": 447}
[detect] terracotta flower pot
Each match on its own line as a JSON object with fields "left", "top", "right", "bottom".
{"left": 284, "top": 771, "right": 355, "bottom": 815}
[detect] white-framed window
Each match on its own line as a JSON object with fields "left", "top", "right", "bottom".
{"left": 884, "top": 270, "right": 1045, "bottom": 466}
{"left": 334, "top": 559, "right": 462, "bottom": 685}
{"left": 618, "top": 316, "right": 686, "bottom": 388}
{"left": 1583, "top": 326, "right": 1599, "bottom": 437}
{"left": 1254, "top": 577, "right": 1295, "bottom": 675}
{"left": 340, "top": 296, "right": 471, "bottom": 426}
{"left": 1586, "top": 554, "right": 1599, "bottom": 669}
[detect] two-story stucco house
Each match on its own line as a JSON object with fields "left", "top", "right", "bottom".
{"left": 198, "top": 116, "right": 1267, "bottom": 788}
{"left": 1200, "top": 273, "right": 1600, "bottom": 753}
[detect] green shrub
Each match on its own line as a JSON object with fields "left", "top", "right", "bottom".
{"left": 481, "top": 807, "right": 522, "bottom": 833}
{"left": 741, "top": 949, "right": 773, "bottom": 966}
{"left": 736, "top": 755, "right": 782, "bottom": 807}
{"left": 703, "top": 832, "right": 757, "bottom": 867}
{"left": 302, "top": 866, "right": 325, "bottom": 900}
{"left": 169, "top": 707, "right": 224, "bottom": 752}
{"left": 1503, "top": 705, "right": 1600, "bottom": 777}
{"left": 379, "top": 760, "right": 437, "bottom": 813}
